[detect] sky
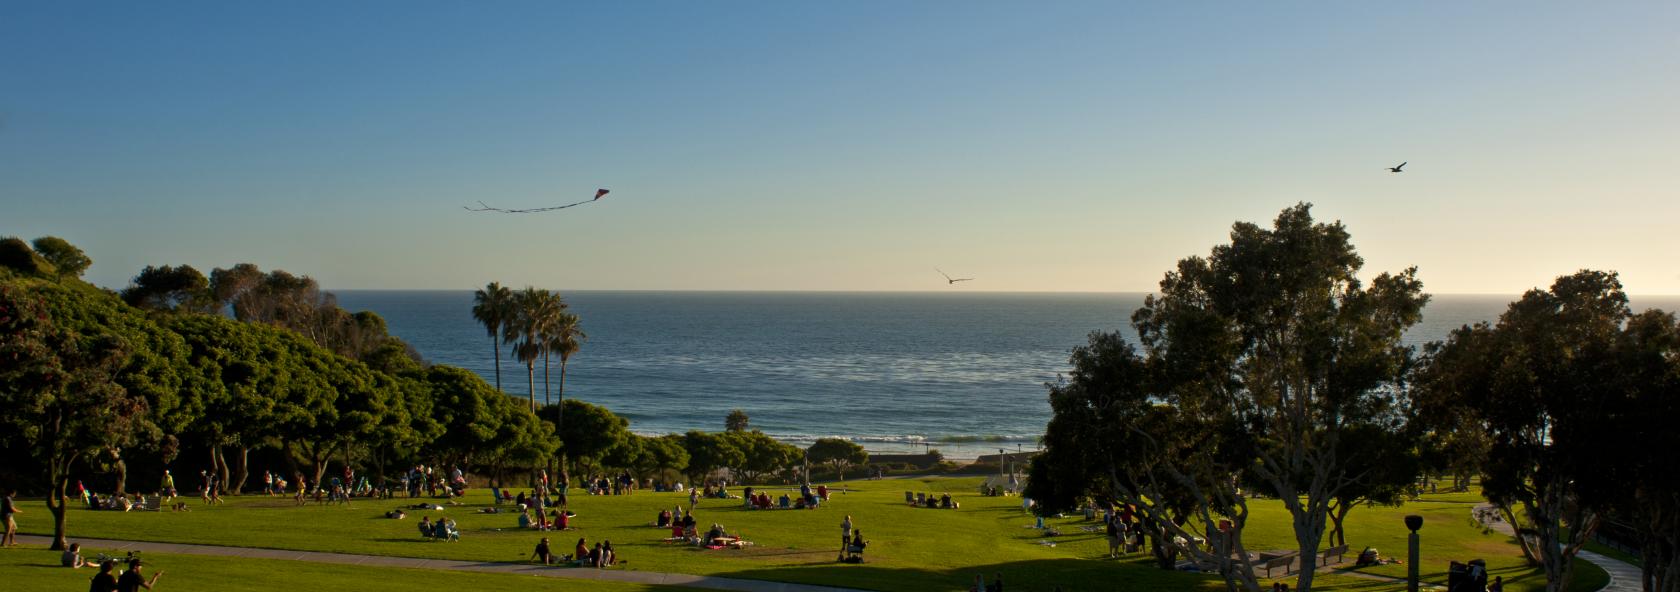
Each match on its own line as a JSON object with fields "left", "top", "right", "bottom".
{"left": 3, "top": 2, "right": 1677, "bottom": 294}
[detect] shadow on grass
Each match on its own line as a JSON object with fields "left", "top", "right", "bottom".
{"left": 715, "top": 557, "right": 1223, "bottom": 592}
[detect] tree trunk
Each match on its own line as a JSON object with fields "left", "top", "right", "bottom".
{"left": 527, "top": 362, "right": 537, "bottom": 411}
{"left": 492, "top": 337, "right": 502, "bottom": 393}
{"left": 48, "top": 454, "right": 78, "bottom": 551}
{"left": 1328, "top": 500, "right": 1352, "bottom": 547}
{"left": 232, "top": 447, "right": 250, "bottom": 495}
{"left": 212, "top": 445, "right": 231, "bottom": 494}
{"left": 112, "top": 457, "right": 128, "bottom": 494}
{"left": 542, "top": 351, "right": 551, "bottom": 407}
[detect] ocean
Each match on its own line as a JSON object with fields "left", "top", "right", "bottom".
{"left": 333, "top": 291, "right": 1680, "bottom": 460}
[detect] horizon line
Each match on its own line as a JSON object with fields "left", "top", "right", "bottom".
{"left": 316, "top": 287, "right": 1680, "bottom": 298}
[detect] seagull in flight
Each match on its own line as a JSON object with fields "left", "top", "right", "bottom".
{"left": 1387, "top": 162, "right": 1407, "bottom": 173}
{"left": 937, "top": 269, "right": 974, "bottom": 284}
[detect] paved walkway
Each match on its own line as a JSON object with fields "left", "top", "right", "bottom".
{"left": 1472, "top": 504, "right": 1641, "bottom": 592}
{"left": 13, "top": 535, "right": 864, "bottom": 592}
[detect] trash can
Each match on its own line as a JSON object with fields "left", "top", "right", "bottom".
{"left": 1447, "top": 559, "right": 1488, "bottom": 592}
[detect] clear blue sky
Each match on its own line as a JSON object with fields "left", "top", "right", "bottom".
{"left": 4, "top": 1, "right": 1677, "bottom": 293}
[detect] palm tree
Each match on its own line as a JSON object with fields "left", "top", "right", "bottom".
{"left": 548, "top": 311, "right": 586, "bottom": 425}
{"left": 471, "top": 282, "right": 513, "bottom": 393}
{"left": 531, "top": 291, "right": 566, "bottom": 406}
{"left": 505, "top": 287, "right": 546, "bottom": 411}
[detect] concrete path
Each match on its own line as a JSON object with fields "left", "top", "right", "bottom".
{"left": 13, "top": 534, "right": 864, "bottom": 592}
{"left": 1471, "top": 504, "right": 1641, "bottom": 592}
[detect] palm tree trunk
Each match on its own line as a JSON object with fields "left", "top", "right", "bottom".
{"left": 527, "top": 362, "right": 537, "bottom": 411}
{"left": 492, "top": 338, "right": 503, "bottom": 393}
{"left": 557, "top": 358, "right": 569, "bottom": 426}
{"left": 542, "top": 351, "right": 551, "bottom": 407}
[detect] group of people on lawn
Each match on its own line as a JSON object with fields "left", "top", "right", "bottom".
{"left": 530, "top": 536, "right": 619, "bottom": 567}
{"left": 909, "top": 491, "right": 957, "bottom": 509}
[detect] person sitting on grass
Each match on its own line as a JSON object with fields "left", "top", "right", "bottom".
{"left": 417, "top": 516, "right": 433, "bottom": 539}
{"left": 657, "top": 509, "right": 672, "bottom": 527}
{"left": 669, "top": 520, "right": 686, "bottom": 541}
{"left": 89, "top": 560, "right": 119, "bottom": 592}
{"left": 600, "top": 540, "right": 617, "bottom": 567}
{"left": 941, "top": 493, "right": 953, "bottom": 508}
{"left": 574, "top": 537, "right": 589, "bottom": 564}
{"left": 442, "top": 517, "right": 460, "bottom": 541}
{"left": 589, "top": 542, "right": 603, "bottom": 566}
{"left": 531, "top": 537, "right": 553, "bottom": 565}
{"left": 118, "top": 558, "right": 164, "bottom": 591}
{"left": 817, "top": 485, "right": 829, "bottom": 500}
{"left": 554, "top": 509, "right": 570, "bottom": 530}
{"left": 62, "top": 542, "right": 86, "bottom": 568}
{"left": 779, "top": 493, "right": 791, "bottom": 509}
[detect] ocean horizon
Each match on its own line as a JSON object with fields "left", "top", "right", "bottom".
{"left": 335, "top": 290, "right": 1680, "bottom": 460}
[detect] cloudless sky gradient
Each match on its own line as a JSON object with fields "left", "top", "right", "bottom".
{"left": 3, "top": 1, "right": 1677, "bottom": 293}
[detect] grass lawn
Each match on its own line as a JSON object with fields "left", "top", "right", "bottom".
{"left": 11, "top": 476, "right": 1608, "bottom": 591}
{"left": 0, "top": 547, "right": 692, "bottom": 592}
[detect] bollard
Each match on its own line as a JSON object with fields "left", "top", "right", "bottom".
{"left": 1405, "top": 515, "right": 1423, "bottom": 592}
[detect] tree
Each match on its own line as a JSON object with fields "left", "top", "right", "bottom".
{"left": 641, "top": 435, "right": 690, "bottom": 482}
{"left": 528, "top": 292, "right": 565, "bottom": 407}
{"left": 1419, "top": 270, "right": 1642, "bottom": 592}
{"left": 725, "top": 409, "right": 750, "bottom": 432}
{"left": 727, "top": 431, "right": 801, "bottom": 484}
{"left": 807, "top": 438, "right": 867, "bottom": 481}
{"left": 1613, "top": 310, "right": 1680, "bottom": 592}
{"left": 681, "top": 431, "right": 743, "bottom": 485}
{"left": 546, "top": 311, "right": 585, "bottom": 432}
{"left": 471, "top": 282, "right": 513, "bottom": 393}
{"left": 0, "top": 237, "right": 56, "bottom": 278}
{"left": 505, "top": 287, "right": 547, "bottom": 411}
{"left": 1028, "top": 331, "right": 1220, "bottom": 572}
{"left": 548, "top": 399, "right": 629, "bottom": 474}
{"left": 0, "top": 285, "right": 155, "bottom": 550}
{"left": 30, "top": 237, "right": 92, "bottom": 281}
{"left": 1128, "top": 203, "right": 1425, "bottom": 592}
{"left": 121, "top": 264, "right": 213, "bottom": 313}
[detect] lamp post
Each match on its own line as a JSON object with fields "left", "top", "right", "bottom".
{"left": 1405, "top": 515, "right": 1423, "bottom": 592}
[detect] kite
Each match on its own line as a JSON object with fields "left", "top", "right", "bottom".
{"left": 465, "top": 189, "right": 611, "bottom": 213}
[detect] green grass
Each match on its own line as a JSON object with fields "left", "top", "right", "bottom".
{"left": 0, "top": 547, "right": 690, "bottom": 592}
{"left": 11, "top": 477, "right": 1611, "bottom": 591}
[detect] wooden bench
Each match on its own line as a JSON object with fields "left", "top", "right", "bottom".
{"left": 1321, "top": 544, "right": 1349, "bottom": 565}
{"left": 1261, "top": 552, "right": 1299, "bottom": 577}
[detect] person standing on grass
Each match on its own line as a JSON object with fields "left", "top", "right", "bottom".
{"left": 2, "top": 488, "right": 21, "bottom": 546}
{"left": 689, "top": 487, "right": 699, "bottom": 510}
{"left": 159, "top": 471, "right": 175, "bottom": 503}
{"left": 841, "top": 515, "right": 854, "bottom": 548}
{"left": 116, "top": 558, "right": 163, "bottom": 592}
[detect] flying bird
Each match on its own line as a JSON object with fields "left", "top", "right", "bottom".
{"left": 1387, "top": 162, "right": 1407, "bottom": 173}
{"left": 465, "top": 188, "right": 612, "bottom": 213}
{"left": 937, "top": 269, "right": 974, "bottom": 284}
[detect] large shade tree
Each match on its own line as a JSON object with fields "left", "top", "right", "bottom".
{"left": 0, "top": 285, "right": 156, "bottom": 550}
{"left": 1031, "top": 204, "right": 1427, "bottom": 592}
{"left": 1419, "top": 270, "right": 1655, "bottom": 592}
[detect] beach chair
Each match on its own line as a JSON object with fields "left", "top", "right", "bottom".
{"left": 905, "top": 491, "right": 915, "bottom": 503}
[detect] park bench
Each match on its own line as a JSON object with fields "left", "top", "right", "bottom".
{"left": 1321, "top": 544, "right": 1349, "bottom": 565}
{"left": 1261, "top": 551, "right": 1299, "bottom": 578}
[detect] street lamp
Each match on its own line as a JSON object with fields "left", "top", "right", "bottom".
{"left": 1405, "top": 515, "right": 1423, "bottom": 592}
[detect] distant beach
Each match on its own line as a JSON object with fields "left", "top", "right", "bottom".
{"left": 336, "top": 290, "right": 1680, "bottom": 461}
